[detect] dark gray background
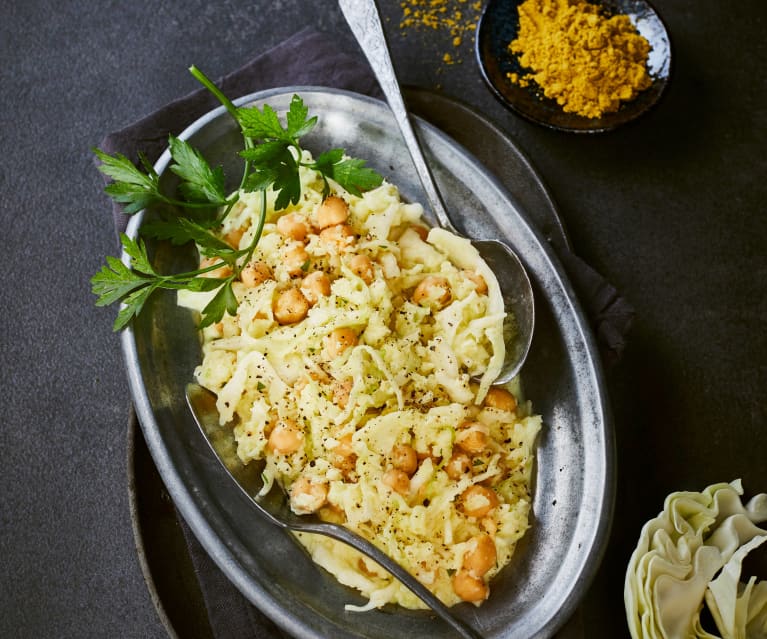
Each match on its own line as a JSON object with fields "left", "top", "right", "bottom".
{"left": 1, "top": 1, "right": 764, "bottom": 637}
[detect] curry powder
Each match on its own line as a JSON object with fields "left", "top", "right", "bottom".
{"left": 399, "top": 0, "right": 483, "bottom": 65}
{"left": 507, "top": 0, "right": 652, "bottom": 118}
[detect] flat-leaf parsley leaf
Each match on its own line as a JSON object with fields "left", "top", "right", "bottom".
{"left": 92, "top": 67, "right": 384, "bottom": 331}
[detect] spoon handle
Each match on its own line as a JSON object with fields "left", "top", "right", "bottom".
{"left": 338, "top": 0, "right": 459, "bottom": 235}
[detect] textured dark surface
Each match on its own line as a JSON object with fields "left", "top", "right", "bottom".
{"left": 1, "top": 1, "right": 765, "bottom": 638}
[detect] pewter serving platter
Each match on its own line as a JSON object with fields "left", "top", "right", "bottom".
{"left": 122, "top": 87, "right": 614, "bottom": 639}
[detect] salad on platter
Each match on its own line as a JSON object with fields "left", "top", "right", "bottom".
{"left": 92, "top": 67, "right": 541, "bottom": 610}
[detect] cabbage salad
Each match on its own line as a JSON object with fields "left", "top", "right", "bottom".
{"left": 179, "top": 154, "right": 541, "bottom": 609}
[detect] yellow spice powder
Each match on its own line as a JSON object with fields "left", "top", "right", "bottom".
{"left": 507, "top": 0, "right": 652, "bottom": 118}
{"left": 399, "top": 0, "right": 483, "bottom": 65}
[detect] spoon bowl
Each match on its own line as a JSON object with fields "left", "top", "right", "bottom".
{"left": 338, "top": 0, "right": 534, "bottom": 383}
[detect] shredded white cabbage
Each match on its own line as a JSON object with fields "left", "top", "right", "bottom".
{"left": 624, "top": 479, "right": 767, "bottom": 639}
{"left": 180, "top": 159, "right": 541, "bottom": 609}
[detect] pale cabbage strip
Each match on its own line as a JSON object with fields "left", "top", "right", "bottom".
{"left": 427, "top": 228, "right": 505, "bottom": 402}
{"left": 179, "top": 161, "right": 539, "bottom": 610}
{"left": 624, "top": 480, "right": 767, "bottom": 638}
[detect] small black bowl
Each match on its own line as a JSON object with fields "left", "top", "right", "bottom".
{"left": 476, "top": 0, "right": 672, "bottom": 133}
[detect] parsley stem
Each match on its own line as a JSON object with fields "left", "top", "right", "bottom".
{"left": 159, "top": 194, "right": 236, "bottom": 210}
{"left": 189, "top": 65, "right": 239, "bottom": 122}
{"left": 234, "top": 189, "right": 267, "bottom": 276}
{"left": 188, "top": 65, "right": 253, "bottom": 195}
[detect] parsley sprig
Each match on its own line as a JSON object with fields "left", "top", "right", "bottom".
{"left": 92, "top": 67, "right": 383, "bottom": 331}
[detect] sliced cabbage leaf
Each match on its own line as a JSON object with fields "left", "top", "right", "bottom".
{"left": 426, "top": 228, "right": 505, "bottom": 402}
{"left": 624, "top": 480, "right": 767, "bottom": 639}
{"left": 705, "top": 534, "right": 767, "bottom": 639}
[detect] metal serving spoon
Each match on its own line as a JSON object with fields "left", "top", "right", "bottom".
{"left": 338, "top": 0, "right": 534, "bottom": 384}
{"left": 186, "top": 383, "right": 483, "bottom": 639}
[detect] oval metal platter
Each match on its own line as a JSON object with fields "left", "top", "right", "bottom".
{"left": 122, "top": 87, "right": 614, "bottom": 639}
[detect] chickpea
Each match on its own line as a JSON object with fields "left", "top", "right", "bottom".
{"left": 268, "top": 418, "right": 304, "bottom": 454}
{"left": 300, "top": 271, "right": 331, "bottom": 305}
{"left": 452, "top": 569, "right": 489, "bottom": 603}
{"left": 445, "top": 452, "right": 471, "bottom": 480}
{"left": 463, "top": 269, "right": 488, "bottom": 295}
{"left": 319, "top": 223, "right": 355, "bottom": 250}
{"left": 276, "top": 212, "right": 309, "bottom": 241}
{"left": 289, "top": 476, "right": 328, "bottom": 514}
{"left": 412, "top": 275, "right": 451, "bottom": 310}
{"left": 456, "top": 421, "right": 488, "bottom": 455}
{"left": 332, "top": 433, "right": 356, "bottom": 474}
{"left": 331, "top": 378, "right": 354, "bottom": 409}
{"left": 283, "top": 242, "right": 310, "bottom": 277}
{"left": 316, "top": 195, "right": 349, "bottom": 229}
{"left": 349, "top": 253, "right": 374, "bottom": 284}
{"left": 391, "top": 444, "right": 418, "bottom": 476}
{"left": 199, "top": 256, "right": 233, "bottom": 279}
{"left": 484, "top": 387, "right": 517, "bottom": 413}
{"left": 224, "top": 227, "right": 245, "bottom": 249}
{"left": 240, "top": 260, "right": 273, "bottom": 287}
{"left": 333, "top": 432, "right": 355, "bottom": 458}
{"left": 460, "top": 485, "right": 499, "bottom": 518}
{"left": 382, "top": 468, "right": 410, "bottom": 496}
{"left": 462, "top": 534, "right": 497, "bottom": 577}
{"left": 325, "top": 327, "right": 357, "bottom": 358}
{"left": 273, "top": 288, "right": 310, "bottom": 325}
